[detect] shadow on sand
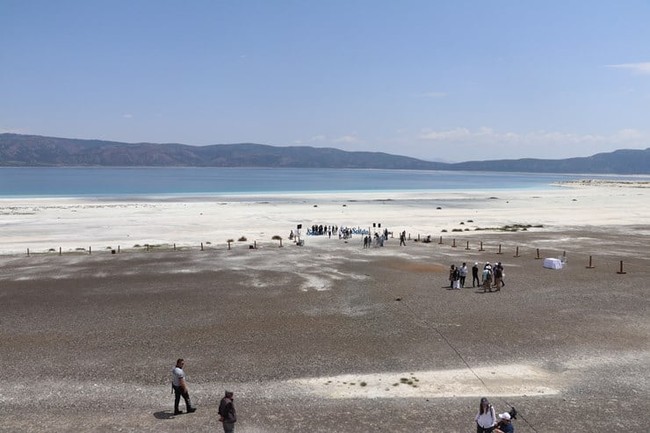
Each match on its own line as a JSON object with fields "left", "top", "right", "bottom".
{"left": 153, "top": 410, "right": 178, "bottom": 420}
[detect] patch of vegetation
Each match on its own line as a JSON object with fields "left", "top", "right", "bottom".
{"left": 475, "top": 224, "right": 543, "bottom": 232}
{"left": 360, "top": 382, "right": 367, "bottom": 387}
{"left": 238, "top": 236, "right": 247, "bottom": 242}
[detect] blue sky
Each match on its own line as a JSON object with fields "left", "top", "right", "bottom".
{"left": 1, "top": 1, "right": 649, "bottom": 161}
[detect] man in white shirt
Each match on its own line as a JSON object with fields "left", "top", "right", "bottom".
{"left": 172, "top": 358, "right": 197, "bottom": 415}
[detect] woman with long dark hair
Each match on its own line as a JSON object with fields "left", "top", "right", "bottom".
{"left": 475, "top": 397, "right": 497, "bottom": 433}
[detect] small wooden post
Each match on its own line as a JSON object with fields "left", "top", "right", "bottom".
{"left": 465, "top": 241, "right": 470, "bottom": 250}
{"left": 59, "top": 247, "right": 62, "bottom": 256}
{"left": 254, "top": 241, "right": 257, "bottom": 249}
{"left": 452, "top": 239, "right": 456, "bottom": 248}
{"left": 89, "top": 246, "right": 92, "bottom": 255}
{"left": 479, "top": 241, "right": 484, "bottom": 251}
{"left": 535, "top": 248, "right": 541, "bottom": 259}
{"left": 118, "top": 245, "right": 120, "bottom": 253}
{"left": 497, "top": 244, "right": 503, "bottom": 254}
{"left": 617, "top": 260, "right": 626, "bottom": 274}
{"left": 514, "top": 246, "right": 520, "bottom": 257}
{"left": 438, "top": 236, "right": 443, "bottom": 244}
{"left": 173, "top": 243, "right": 176, "bottom": 251}
{"left": 586, "top": 255, "right": 595, "bottom": 269}
{"left": 27, "top": 248, "right": 30, "bottom": 257}
{"left": 201, "top": 242, "right": 204, "bottom": 251}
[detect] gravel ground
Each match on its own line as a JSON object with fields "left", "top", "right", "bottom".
{"left": 1, "top": 228, "right": 648, "bottom": 432}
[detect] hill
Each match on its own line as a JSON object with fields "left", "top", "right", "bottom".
{"left": 1, "top": 133, "right": 649, "bottom": 174}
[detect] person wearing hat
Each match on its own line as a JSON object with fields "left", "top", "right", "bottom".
{"left": 475, "top": 397, "right": 497, "bottom": 432}
{"left": 472, "top": 262, "right": 480, "bottom": 287}
{"left": 494, "top": 411, "right": 514, "bottom": 433}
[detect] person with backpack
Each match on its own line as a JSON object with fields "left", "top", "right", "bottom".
{"left": 459, "top": 262, "right": 468, "bottom": 287}
{"left": 475, "top": 397, "right": 497, "bottom": 432}
{"left": 482, "top": 263, "right": 493, "bottom": 293}
{"left": 493, "top": 264, "right": 503, "bottom": 292}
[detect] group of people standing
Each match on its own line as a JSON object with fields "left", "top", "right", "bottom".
{"left": 171, "top": 358, "right": 237, "bottom": 432}
{"left": 449, "top": 262, "right": 505, "bottom": 292}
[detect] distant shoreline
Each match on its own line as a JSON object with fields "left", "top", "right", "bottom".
{"left": 555, "top": 179, "right": 650, "bottom": 188}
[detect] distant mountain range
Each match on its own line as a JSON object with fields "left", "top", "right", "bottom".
{"left": 1, "top": 133, "right": 649, "bottom": 174}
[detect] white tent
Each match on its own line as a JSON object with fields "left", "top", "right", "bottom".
{"left": 543, "top": 258, "right": 563, "bottom": 269}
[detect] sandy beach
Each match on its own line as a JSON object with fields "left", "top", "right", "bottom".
{"left": 1, "top": 183, "right": 649, "bottom": 432}
{"left": 2, "top": 183, "right": 650, "bottom": 256}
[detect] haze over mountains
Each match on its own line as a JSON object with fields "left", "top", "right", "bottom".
{"left": 1, "top": 133, "right": 649, "bottom": 174}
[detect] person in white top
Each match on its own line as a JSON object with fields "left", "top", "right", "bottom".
{"left": 475, "top": 397, "right": 497, "bottom": 432}
{"left": 172, "top": 358, "right": 197, "bottom": 415}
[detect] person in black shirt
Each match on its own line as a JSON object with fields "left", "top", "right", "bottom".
{"left": 218, "top": 390, "right": 237, "bottom": 433}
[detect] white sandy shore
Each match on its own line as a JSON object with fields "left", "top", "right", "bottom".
{"left": 1, "top": 185, "right": 649, "bottom": 255}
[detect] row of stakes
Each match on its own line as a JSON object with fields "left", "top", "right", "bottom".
{"left": 25, "top": 241, "right": 257, "bottom": 257}
{"left": 24, "top": 237, "right": 628, "bottom": 275}
{"left": 436, "top": 236, "right": 628, "bottom": 275}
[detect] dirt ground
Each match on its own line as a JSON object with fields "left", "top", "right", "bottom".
{"left": 1, "top": 228, "right": 648, "bottom": 432}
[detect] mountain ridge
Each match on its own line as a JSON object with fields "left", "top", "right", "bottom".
{"left": 1, "top": 133, "right": 649, "bottom": 174}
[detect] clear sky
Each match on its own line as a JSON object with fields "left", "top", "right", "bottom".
{"left": 1, "top": 1, "right": 649, "bottom": 162}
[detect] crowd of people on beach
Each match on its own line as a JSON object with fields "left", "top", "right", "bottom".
{"left": 449, "top": 262, "right": 505, "bottom": 292}
{"left": 300, "top": 224, "right": 371, "bottom": 239}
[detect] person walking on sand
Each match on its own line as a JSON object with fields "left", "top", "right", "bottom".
{"left": 171, "top": 358, "right": 197, "bottom": 415}
{"left": 218, "top": 390, "right": 237, "bottom": 433}
{"left": 496, "top": 262, "right": 505, "bottom": 288}
{"left": 493, "top": 263, "right": 503, "bottom": 291}
{"left": 459, "top": 262, "right": 468, "bottom": 287}
{"left": 472, "top": 262, "right": 480, "bottom": 287}
{"left": 475, "top": 397, "right": 497, "bottom": 433}
{"left": 449, "top": 265, "right": 460, "bottom": 289}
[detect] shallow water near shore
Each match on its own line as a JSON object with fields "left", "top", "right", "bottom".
{"left": 3, "top": 166, "right": 648, "bottom": 198}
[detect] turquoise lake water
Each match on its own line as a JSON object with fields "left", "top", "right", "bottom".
{"left": 0, "top": 167, "right": 647, "bottom": 198}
